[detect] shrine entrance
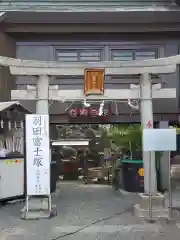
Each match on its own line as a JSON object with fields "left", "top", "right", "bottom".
{"left": 0, "top": 54, "right": 178, "bottom": 218}
{"left": 7, "top": 57, "right": 176, "bottom": 195}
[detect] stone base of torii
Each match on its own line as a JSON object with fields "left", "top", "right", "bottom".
{"left": 0, "top": 55, "right": 179, "bottom": 219}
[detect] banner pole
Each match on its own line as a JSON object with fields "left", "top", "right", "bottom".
{"left": 148, "top": 151, "right": 153, "bottom": 220}
{"left": 168, "top": 151, "right": 172, "bottom": 220}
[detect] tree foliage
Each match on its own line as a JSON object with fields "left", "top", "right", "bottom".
{"left": 108, "top": 124, "right": 142, "bottom": 155}
{"left": 55, "top": 124, "right": 142, "bottom": 159}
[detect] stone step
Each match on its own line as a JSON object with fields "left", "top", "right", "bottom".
{"left": 139, "top": 193, "right": 165, "bottom": 209}
{"left": 133, "top": 204, "right": 168, "bottom": 219}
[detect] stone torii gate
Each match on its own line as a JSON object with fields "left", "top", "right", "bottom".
{"left": 0, "top": 56, "right": 178, "bottom": 198}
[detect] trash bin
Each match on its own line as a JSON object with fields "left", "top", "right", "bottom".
{"left": 121, "top": 159, "right": 144, "bottom": 192}
{"left": 50, "top": 160, "right": 58, "bottom": 193}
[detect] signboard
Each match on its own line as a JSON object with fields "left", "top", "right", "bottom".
{"left": 68, "top": 108, "right": 109, "bottom": 118}
{"left": 143, "top": 129, "right": 177, "bottom": 151}
{"left": 84, "top": 68, "right": 104, "bottom": 96}
{"left": 25, "top": 114, "right": 50, "bottom": 195}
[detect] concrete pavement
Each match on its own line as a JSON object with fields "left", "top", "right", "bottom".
{"left": 0, "top": 181, "right": 180, "bottom": 240}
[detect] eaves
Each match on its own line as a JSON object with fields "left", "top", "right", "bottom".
{"left": 1, "top": 6, "right": 180, "bottom": 24}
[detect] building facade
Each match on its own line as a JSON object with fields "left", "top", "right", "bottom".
{"left": 0, "top": 0, "right": 180, "bottom": 124}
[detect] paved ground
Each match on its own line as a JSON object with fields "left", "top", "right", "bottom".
{"left": 0, "top": 181, "right": 180, "bottom": 240}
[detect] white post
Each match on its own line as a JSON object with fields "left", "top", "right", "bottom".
{"left": 36, "top": 75, "right": 49, "bottom": 114}
{"left": 140, "top": 73, "right": 157, "bottom": 195}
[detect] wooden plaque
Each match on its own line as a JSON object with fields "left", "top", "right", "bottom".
{"left": 84, "top": 69, "right": 105, "bottom": 96}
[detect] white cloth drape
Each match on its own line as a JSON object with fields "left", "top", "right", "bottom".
{"left": 0, "top": 129, "right": 24, "bottom": 154}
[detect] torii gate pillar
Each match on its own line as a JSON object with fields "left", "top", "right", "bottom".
{"left": 36, "top": 75, "right": 49, "bottom": 114}
{"left": 140, "top": 73, "right": 157, "bottom": 195}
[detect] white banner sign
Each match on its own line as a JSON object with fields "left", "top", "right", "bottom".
{"left": 26, "top": 114, "right": 50, "bottom": 195}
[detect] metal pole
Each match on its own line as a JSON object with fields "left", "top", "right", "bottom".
{"left": 129, "top": 142, "right": 132, "bottom": 160}
{"left": 25, "top": 195, "right": 29, "bottom": 218}
{"left": 148, "top": 151, "right": 153, "bottom": 220}
{"left": 84, "top": 149, "right": 87, "bottom": 184}
{"left": 168, "top": 151, "right": 172, "bottom": 220}
{"left": 48, "top": 194, "right": 52, "bottom": 212}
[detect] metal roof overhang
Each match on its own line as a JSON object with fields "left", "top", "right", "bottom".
{"left": 0, "top": 12, "right": 7, "bottom": 23}
{"left": 51, "top": 139, "right": 89, "bottom": 146}
{"left": 0, "top": 101, "right": 31, "bottom": 113}
{"left": 3, "top": 8, "right": 180, "bottom": 24}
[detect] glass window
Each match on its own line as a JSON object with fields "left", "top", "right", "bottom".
{"left": 56, "top": 50, "right": 78, "bottom": 62}
{"left": 111, "top": 48, "right": 157, "bottom": 61}
{"left": 111, "top": 50, "right": 133, "bottom": 61}
{"left": 56, "top": 48, "right": 102, "bottom": 62}
{"left": 79, "top": 50, "right": 102, "bottom": 61}
{"left": 52, "top": 76, "right": 84, "bottom": 89}
{"left": 135, "top": 50, "right": 157, "bottom": 60}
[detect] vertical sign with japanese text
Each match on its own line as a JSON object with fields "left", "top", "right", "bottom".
{"left": 26, "top": 114, "right": 50, "bottom": 196}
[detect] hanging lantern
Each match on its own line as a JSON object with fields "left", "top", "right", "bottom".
{"left": 8, "top": 121, "right": 12, "bottom": 130}
{"left": 0, "top": 120, "right": 4, "bottom": 129}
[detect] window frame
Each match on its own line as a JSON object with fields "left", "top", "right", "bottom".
{"left": 110, "top": 47, "right": 159, "bottom": 61}
{"left": 54, "top": 46, "right": 104, "bottom": 62}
